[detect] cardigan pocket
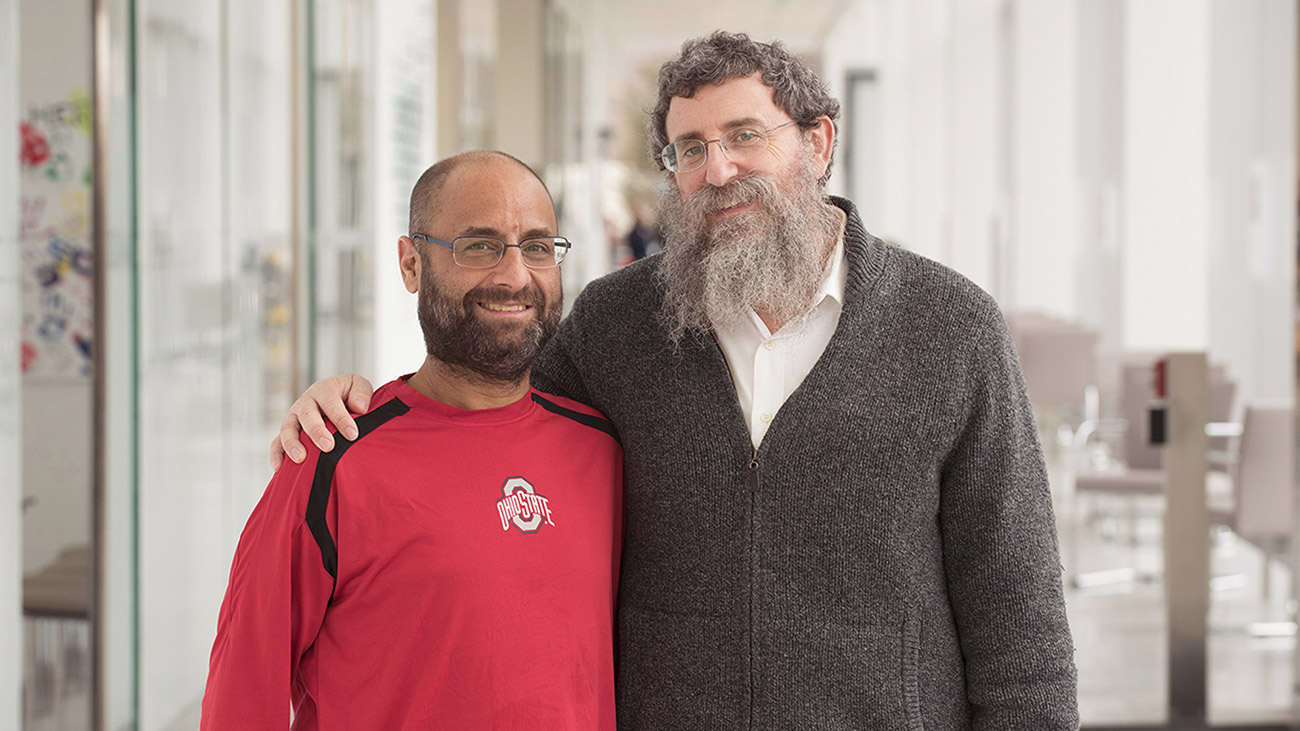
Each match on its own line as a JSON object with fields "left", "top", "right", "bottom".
{"left": 614, "top": 605, "right": 752, "bottom": 730}
{"left": 754, "top": 611, "right": 924, "bottom": 730}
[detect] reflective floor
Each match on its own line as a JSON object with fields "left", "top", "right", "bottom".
{"left": 1061, "top": 459, "right": 1296, "bottom": 726}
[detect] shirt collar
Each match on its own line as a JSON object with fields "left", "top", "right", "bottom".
{"left": 814, "top": 236, "right": 847, "bottom": 309}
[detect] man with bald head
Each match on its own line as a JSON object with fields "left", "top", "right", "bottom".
{"left": 202, "top": 151, "right": 623, "bottom": 729}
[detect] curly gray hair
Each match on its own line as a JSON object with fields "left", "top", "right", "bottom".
{"left": 649, "top": 31, "right": 841, "bottom": 186}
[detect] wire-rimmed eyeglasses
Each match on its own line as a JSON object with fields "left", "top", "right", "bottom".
{"left": 411, "top": 233, "right": 572, "bottom": 269}
{"left": 659, "top": 120, "right": 799, "bottom": 174}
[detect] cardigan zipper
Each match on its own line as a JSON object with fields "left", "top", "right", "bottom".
{"left": 747, "top": 446, "right": 758, "bottom": 729}
{"left": 711, "top": 329, "right": 760, "bottom": 727}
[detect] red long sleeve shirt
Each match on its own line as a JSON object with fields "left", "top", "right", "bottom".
{"left": 202, "top": 378, "right": 623, "bottom": 729}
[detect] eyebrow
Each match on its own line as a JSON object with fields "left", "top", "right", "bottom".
{"left": 458, "top": 225, "right": 556, "bottom": 239}
{"left": 672, "top": 116, "right": 767, "bottom": 144}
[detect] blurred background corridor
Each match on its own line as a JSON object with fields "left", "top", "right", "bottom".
{"left": 2, "top": 0, "right": 1298, "bottom": 728}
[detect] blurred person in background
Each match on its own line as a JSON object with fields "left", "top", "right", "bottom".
{"left": 273, "top": 32, "right": 1077, "bottom": 729}
{"left": 625, "top": 203, "right": 660, "bottom": 261}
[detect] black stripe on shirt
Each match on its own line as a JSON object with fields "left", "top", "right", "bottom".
{"left": 531, "top": 392, "right": 620, "bottom": 444}
{"left": 305, "top": 397, "right": 411, "bottom": 582}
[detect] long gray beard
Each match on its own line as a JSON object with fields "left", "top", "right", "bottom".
{"left": 656, "top": 158, "right": 842, "bottom": 344}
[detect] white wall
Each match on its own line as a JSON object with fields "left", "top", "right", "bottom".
{"left": 1121, "top": 0, "right": 1212, "bottom": 351}
{"left": 1075, "top": 0, "right": 1124, "bottom": 352}
{"left": 823, "top": 0, "right": 1082, "bottom": 305}
{"left": 946, "top": 0, "right": 1002, "bottom": 294}
{"left": 898, "top": 0, "right": 950, "bottom": 264}
{"left": 821, "top": 0, "right": 1295, "bottom": 413}
{"left": 18, "top": 0, "right": 94, "bottom": 578}
{"left": 1205, "top": 0, "right": 1296, "bottom": 405}
{"left": 821, "top": 0, "right": 884, "bottom": 202}
{"left": 1010, "top": 0, "right": 1078, "bottom": 316}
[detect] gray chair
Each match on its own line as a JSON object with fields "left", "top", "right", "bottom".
{"left": 1071, "top": 401, "right": 1293, "bottom": 592}
{"left": 1006, "top": 311, "right": 1099, "bottom": 415}
{"left": 1070, "top": 361, "right": 1237, "bottom": 586}
{"left": 1210, "top": 403, "right": 1294, "bottom": 550}
{"left": 1075, "top": 361, "right": 1237, "bottom": 502}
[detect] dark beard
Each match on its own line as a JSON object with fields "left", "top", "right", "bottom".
{"left": 416, "top": 258, "right": 561, "bottom": 385}
{"left": 655, "top": 154, "right": 842, "bottom": 344}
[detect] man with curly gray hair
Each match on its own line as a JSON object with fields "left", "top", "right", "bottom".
{"left": 276, "top": 31, "right": 1079, "bottom": 729}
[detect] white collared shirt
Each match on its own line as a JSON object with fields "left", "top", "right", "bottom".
{"left": 711, "top": 238, "right": 847, "bottom": 450}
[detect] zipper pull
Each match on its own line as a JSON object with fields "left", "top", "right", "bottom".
{"left": 748, "top": 448, "right": 759, "bottom": 471}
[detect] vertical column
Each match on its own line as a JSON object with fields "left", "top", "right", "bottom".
{"left": 1121, "top": 0, "right": 1211, "bottom": 351}
{"left": 1074, "top": 0, "right": 1124, "bottom": 352}
{"left": 435, "top": 0, "right": 460, "bottom": 158}
{"left": 1205, "top": 0, "right": 1297, "bottom": 406}
{"left": 91, "top": 0, "right": 110, "bottom": 722}
{"left": 494, "top": 0, "right": 545, "bottom": 168}
{"left": 577, "top": 0, "right": 609, "bottom": 290}
{"left": 290, "top": 0, "right": 307, "bottom": 395}
{"left": 1011, "top": 0, "right": 1079, "bottom": 318}
{"left": 1292, "top": 2, "right": 1300, "bottom": 718}
{"left": 947, "top": 0, "right": 1000, "bottom": 291}
{"left": 1163, "top": 352, "right": 1209, "bottom": 723}
{"left": 0, "top": 0, "right": 21, "bottom": 726}
{"left": 99, "top": 0, "right": 137, "bottom": 725}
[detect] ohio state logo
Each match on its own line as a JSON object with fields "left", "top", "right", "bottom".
{"left": 495, "top": 476, "right": 555, "bottom": 533}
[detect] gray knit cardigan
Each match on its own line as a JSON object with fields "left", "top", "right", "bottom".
{"left": 531, "top": 197, "right": 1079, "bottom": 730}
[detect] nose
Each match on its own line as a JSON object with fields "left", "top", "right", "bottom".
{"left": 486, "top": 245, "right": 532, "bottom": 290}
{"left": 702, "top": 139, "right": 740, "bottom": 188}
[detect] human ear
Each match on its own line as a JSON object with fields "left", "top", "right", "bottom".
{"left": 398, "top": 236, "right": 421, "bottom": 293}
{"left": 806, "top": 115, "right": 835, "bottom": 178}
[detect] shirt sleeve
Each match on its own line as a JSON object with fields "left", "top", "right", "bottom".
{"left": 200, "top": 451, "right": 335, "bottom": 729}
{"left": 939, "top": 312, "right": 1080, "bottom": 729}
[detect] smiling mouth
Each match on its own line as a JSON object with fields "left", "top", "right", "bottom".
{"left": 711, "top": 199, "right": 755, "bottom": 218}
{"left": 478, "top": 302, "right": 531, "bottom": 313}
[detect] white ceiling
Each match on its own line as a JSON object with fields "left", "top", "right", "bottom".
{"left": 597, "top": 0, "right": 855, "bottom": 60}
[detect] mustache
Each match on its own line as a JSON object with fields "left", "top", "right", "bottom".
{"left": 461, "top": 282, "right": 547, "bottom": 309}
{"left": 684, "top": 173, "right": 779, "bottom": 217}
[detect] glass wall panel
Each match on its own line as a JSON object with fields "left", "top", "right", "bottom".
{"left": 224, "top": 0, "right": 294, "bottom": 552}
{"left": 135, "top": 0, "right": 293, "bottom": 724}
{"left": 136, "top": 3, "right": 224, "bottom": 722}
{"left": 310, "top": 0, "right": 375, "bottom": 380}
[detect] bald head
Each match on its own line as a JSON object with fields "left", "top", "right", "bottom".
{"left": 408, "top": 150, "right": 552, "bottom": 236}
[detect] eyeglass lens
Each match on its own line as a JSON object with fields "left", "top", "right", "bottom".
{"left": 454, "top": 237, "right": 567, "bottom": 269}
{"left": 663, "top": 126, "right": 773, "bottom": 173}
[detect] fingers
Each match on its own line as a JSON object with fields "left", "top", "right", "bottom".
{"left": 318, "top": 394, "right": 359, "bottom": 443}
{"left": 278, "top": 410, "right": 315, "bottom": 465}
{"left": 270, "top": 435, "right": 287, "bottom": 472}
{"left": 271, "top": 374, "right": 376, "bottom": 472}
{"left": 343, "top": 374, "right": 375, "bottom": 416}
{"left": 319, "top": 372, "right": 366, "bottom": 442}
{"left": 297, "top": 398, "right": 338, "bottom": 452}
